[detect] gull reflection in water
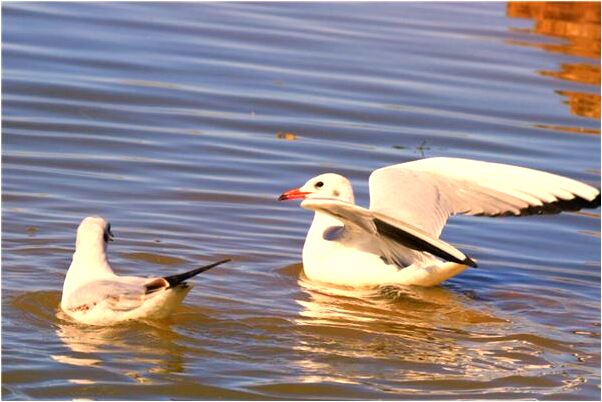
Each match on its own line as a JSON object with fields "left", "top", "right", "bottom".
{"left": 52, "top": 310, "right": 185, "bottom": 384}
{"left": 295, "top": 272, "right": 505, "bottom": 329}
{"left": 291, "top": 273, "right": 515, "bottom": 388}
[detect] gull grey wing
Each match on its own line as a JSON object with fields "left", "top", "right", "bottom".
{"left": 63, "top": 280, "right": 150, "bottom": 313}
{"left": 301, "top": 198, "right": 476, "bottom": 267}
{"left": 369, "top": 157, "right": 600, "bottom": 238}
{"left": 301, "top": 198, "right": 375, "bottom": 233}
{"left": 64, "top": 260, "right": 232, "bottom": 313}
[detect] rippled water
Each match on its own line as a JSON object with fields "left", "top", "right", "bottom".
{"left": 2, "top": 2, "right": 600, "bottom": 400}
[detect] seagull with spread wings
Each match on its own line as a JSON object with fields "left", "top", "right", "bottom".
{"left": 279, "top": 157, "right": 600, "bottom": 287}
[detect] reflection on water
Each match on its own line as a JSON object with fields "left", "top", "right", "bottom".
{"left": 507, "top": 2, "right": 600, "bottom": 58}
{"left": 507, "top": 2, "right": 601, "bottom": 120}
{"left": 290, "top": 278, "right": 589, "bottom": 395}
{"left": 557, "top": 89, "right": 601, "bottom": 121}
{"left": 13, "top": 291, "right": 187, "bottom": 386}
{"left": 296, "top": 276, "right": 505, "bottom": 328}
{"left": 53, "top": 319, "right": 186, "bottom": 384}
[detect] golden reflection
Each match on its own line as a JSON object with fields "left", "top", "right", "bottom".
{"left": 276, "top": 131, "right": 298, "bottom": 141}
{"left": 53, "top": 311, "right": 184, "bottom": 383}
{"left": 540, "top": 63, "right": 600, "bottom": 85}
{"left": 556, "top": 90, "right": 601, "bottom": 120}
{"left": 289, "top": 276, "right": 576, "bottom": 391}
{"left": 507, "top": 2, "right": 600, "bottom": 58}
{"left": 507, "top": 2, "right": 601, "bottom": 121}
{"left": 291, "top": 276, "right": 521, "bottom": 384}
{"left": 533, "top": 123, "right": 601, "bottom": 135}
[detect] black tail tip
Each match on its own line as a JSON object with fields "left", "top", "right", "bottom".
{"left": 163, "top": 258, "right": 233, "bottom": 288}
{"left": 463, "top": 256, "right": 478, "bottom": 268}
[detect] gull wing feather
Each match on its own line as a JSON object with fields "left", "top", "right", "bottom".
{"left": 369, "top": 157, "right": 600, "bottom": 238}
{"left": 62, "top": 260, "right": 230, "bottom": 314}
{"left": 301, "top": 198, "right": 476, "bottom": 267}
{"left": 63, "top": 279, "right": 153, "bottom": 313}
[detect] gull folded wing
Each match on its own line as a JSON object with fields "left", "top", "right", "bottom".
{"left": 63, "top": 280, "right": 148, "bottom": 313}
{"left": 301, "top": 198, "right": 476, "bottom": 267}
{"left": 372, "top": 212, "right": 477, "bottom": 267}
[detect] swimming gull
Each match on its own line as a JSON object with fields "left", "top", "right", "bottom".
{"left": 60, "top": 216, "right": 229, "bottom": 325}
{"left": 278, "top": 157, "right": 600, "bottom": 287}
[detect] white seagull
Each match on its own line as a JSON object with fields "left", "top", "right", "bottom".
{"left": 60, "top": 216, "right": 229, "bottom": 325}
{"left": 279, "top": 157, "right": 600, "bottom": 288}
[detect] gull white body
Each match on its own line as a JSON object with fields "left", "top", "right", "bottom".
{"left": 280, "top": 157, "right": 600, "bottom": 288}
{"left": 302, "top": 212, "right": 468, "bottom": 287}
{"left": 61, "top": 216, "right": 227, "bottom": 325}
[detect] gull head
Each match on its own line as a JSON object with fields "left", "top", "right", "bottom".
{"left": 75, "top": 216, "right": 115, "bottom": 252}
{"left": 279, "top": 173, "right": 355, "bottom": 203}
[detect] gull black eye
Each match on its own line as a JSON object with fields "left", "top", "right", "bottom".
{"left": 315, "top": 181, "right": 324, "bottom": 189}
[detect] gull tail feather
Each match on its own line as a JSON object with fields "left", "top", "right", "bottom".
{"left": 164, "top": 259, "right": 231, "bottom": 288}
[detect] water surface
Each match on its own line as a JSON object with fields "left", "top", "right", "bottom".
{"left": 2, "top": 2, "right": 600, "bottom": 400}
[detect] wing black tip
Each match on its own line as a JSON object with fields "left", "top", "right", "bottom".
{"left": 515, "top": 192, "right": 601, "bottom": 216}
{"left": 593, "top": 192, "right": 601, "bottom": 208}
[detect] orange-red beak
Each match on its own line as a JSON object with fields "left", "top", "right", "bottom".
{"left": 278, "top": 188, "right": 311, "bottom": 201}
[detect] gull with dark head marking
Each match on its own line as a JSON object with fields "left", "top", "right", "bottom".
{"left": 279, "top": 157, "right": 600, "bottom": 288}
{"left": 61, "top": 216, "right": 229, "bottom": 325}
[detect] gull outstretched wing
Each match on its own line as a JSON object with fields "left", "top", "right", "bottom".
{"left": 369, "top": 157, "right": 600, "bottom": 238}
